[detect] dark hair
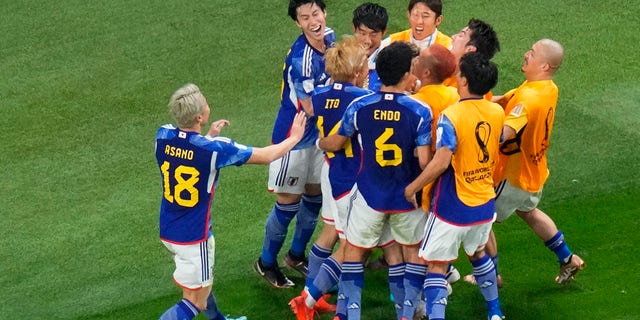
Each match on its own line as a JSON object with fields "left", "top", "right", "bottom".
{"left": 288, "top": 0, "right": 326, "bottom": 21}
{"left": 408, "top": 0, "right": 443, "bottom": 17}
{"left": 376, "top": 42, "right": 416, "bottom": 86}
{"left": 459, "top": 52, "right": 498, "bottom": 95}
{"left": 352, "top": 3, "right": 388, "bottom": 32}
{"left": 467, "top": 18, "right": 500, "bottom": 60}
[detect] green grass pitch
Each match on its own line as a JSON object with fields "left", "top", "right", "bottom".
{"left": 1, "top": 0, "right": 638, "bottom": 319}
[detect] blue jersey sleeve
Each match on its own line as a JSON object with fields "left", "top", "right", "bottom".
{"left": 436, "top": 114, "right": 457, "bottom": 152}
{"left": 415, "top": 108, "right": 432, "bottom": 147}
{"left": 192, "top": 136, "right": 253, "bottom": 169}
{"left": 337, "top": 100, "right": 359, "bottom": 138}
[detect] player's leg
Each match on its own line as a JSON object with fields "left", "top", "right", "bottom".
{"left": 339, "top": 189, "right": 386, "bottom": 320}
{"left": 390, "top": 208, "right": 428, "bottom": 320}
{"left": 419, "top": 213, "right": 462, "bottom": 320}
{"left": 161, "top": 238, "right": 215, "bottom": 320}
{"left": 287, "top": 148, "right": 324, "bottom": 274}
{"left": 465, "top": 222, "right": 504, "bottom": 320}
{"left": 382, "top": 242, "right": 405, "bottom": 320}
{"left": 516, "top": 207, "right": 585, "bottom": 284}
{"left": 463, "top": 228, "right": 502, "bottom": 287}
{"left": 258, "top": 151, "right": 307, "bottom": 288}
{"left": 464, "top": 179, "right": 518, "bottom": 287}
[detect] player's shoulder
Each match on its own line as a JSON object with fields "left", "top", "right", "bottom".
{"left": 156, "top": 124, "right": 177, "bottom": 139}
{"left": 399, "top": 94, "right": 432, "bottom": 115}
{"left": 344, "top": 84, "right": 373, "bottom": 97}
{"left": 312, "top": 83, "right": 333, "bottom": 96}
{"left": 324, "top": 26, "right": 336, "bottom": 43}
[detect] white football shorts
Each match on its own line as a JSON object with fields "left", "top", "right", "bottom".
{"left": 494, "top": 179, "right": 542, "bottom": 222}
{"left": 345, "top": 187, "right": 427, "bottom": 249}
{"left": 162, "top": 235, "right": 215, "bottom": 290}
{"left": 268, "top": 147, "right": 323, "bottom": 194}
{"left": 320, "top": 162, "right": 354, "bottom": 239}
{"left": 419, "top": 212, "right": 495, "bottom": 262}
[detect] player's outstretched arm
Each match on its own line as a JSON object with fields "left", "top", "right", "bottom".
{"left": 246, "top": 112, "right": 307, "bottom": 164}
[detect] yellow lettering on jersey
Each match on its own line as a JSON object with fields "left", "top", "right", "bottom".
{"left": 317, "top": 117, "right": 353, "bottom": 159}
{"left": 373, "top": 110, "right": 401, "bottom": 121}
{"left": 165, "top": 145, "right": 194, "bottom": 160}
{"left": 324, "top": 99, "right": 340, "bottom": 109}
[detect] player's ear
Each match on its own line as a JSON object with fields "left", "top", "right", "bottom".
{"left": 465, "top": 45, "right": 477, "bottom": 54}
{"left": 435, "top": 15, "right": 443, "bottom": 27}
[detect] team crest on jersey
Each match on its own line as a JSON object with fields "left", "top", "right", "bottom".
{"left": 287, "top": 177, "right": 299, "bottom": 187}
{"left": 510, "top": 104, "right": 524, "bottom": 116}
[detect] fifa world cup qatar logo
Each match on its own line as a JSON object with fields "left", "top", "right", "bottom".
{"left": 475, "top": 121, "right": 491, "bottom": 163}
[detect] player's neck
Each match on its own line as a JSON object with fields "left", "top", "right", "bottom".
{"left": 178, "top": 125, "right": 201, "bottom": 134}
{"left": 380, "top": 84, "right": 406, "bottom": 94}
{"left": 307, "top": 37, "right": 326, "bottom": 53}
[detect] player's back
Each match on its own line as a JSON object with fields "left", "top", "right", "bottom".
{"left": 313, "top": 82, "right": 372, "bottom": 198}
{"left": 155, "top": 125, "right": 253, "bottom": 244}
{"left": 343, "top": 92, "right": 432, "bottom": 212}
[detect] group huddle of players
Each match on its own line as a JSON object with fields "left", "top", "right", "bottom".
{"left": 154, "top": 1, "right": 585, "bottom": 320}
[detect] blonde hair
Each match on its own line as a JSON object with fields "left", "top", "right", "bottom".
{"left": 167, "top": 83, "right": 206, "bottom": 128}
{"left": 324, "top": 36, "right": 368, "bottom": 83}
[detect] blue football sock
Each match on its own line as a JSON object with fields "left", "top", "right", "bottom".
{"left": 424, "top": 273, "right": 448, "bottom": 320}
{"left": 160, "top": 298, "right": 199, "bottom": 320}
{"left": 260, "top": 202, "right": 298, "bottom": 267}
{"left": 387, "top": 263, "right": 405, "bottom": 320}
{"left": 545, "top": 230, "right": 573, "bottom": 264}
{"left": 402, "top": 263, "right": 427, "bottom": 320}
{"left": 291, "top": 194, "right": 322, "bottom": 257}
{"left": 335, "top": 280, "right": 347, "bottom": 320}
{"left": 306, "top": 244, "right": 333, "bottom": 285}
{"left": 203, "top": 292, "right": 225, "bottom": 320}
{"left": 471, "top": 254, "right": 501, "bottom": 314}
{"left": 309, "top": 256, "right": 341, "bottom": 301}
{"left": 341, "top": 262, "right": 364, "bottom": 320}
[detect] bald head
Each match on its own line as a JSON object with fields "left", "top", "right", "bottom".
{"left": 415, "top": 43, "right": 456, "bottom": 84}
{"left": 538, "top": 38, "right": 564, "bottom": 71}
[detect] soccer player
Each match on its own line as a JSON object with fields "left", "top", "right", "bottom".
{"left": 351, "top": 2, "right": 389, "bottom": 92}
{"left": 404, "top": 53, "right": 506, "bottom": 320}
{"left": 384, "top": 0, "right": 452, "bottom": 50}
{"left": 156, "top": 83, "right": 306, "bottom": 320}
{"left": 319, "top": 41, "right": 433, "bottom": 320}
{"left": 471, "top": 39, "right": 586, "bottom": 285}
{"left": 443, "top": 18, "right": 500, "bottom": 88}
{"left": 411, "top": 43, "right": 459, "bottom": 211}
{"left": 289, "top": 35, "right": 371, "bottom": 320}
{"left": 410, "top": 44, "right": 462, "bottom": 294}
{"left": 255, "top": 0, "right": 335, "bottom": 289}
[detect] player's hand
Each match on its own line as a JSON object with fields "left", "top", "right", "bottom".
{"left": 289, "top": 112, "right": 307, "bottom": 142}
{"left": 404, "top": 186, "right": 418, "bottom": 209}
{"left": 207, "top": 119, "right": 230, "bottom": 137}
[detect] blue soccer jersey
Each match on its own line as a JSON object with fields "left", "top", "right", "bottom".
{"left": 313, "top": 82, "right": 372, "bottom": 199}
{"left": 339, "top": 92, "right": 432, "bottom": 212}
{"left": 271, "top": 28, "right": 336, "bottom": 150}
{"left": 366, "top": 46, "right": 383, "bottom": 92}
{"left": 155, "top": 125, "right": 253, "bottom": 244}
